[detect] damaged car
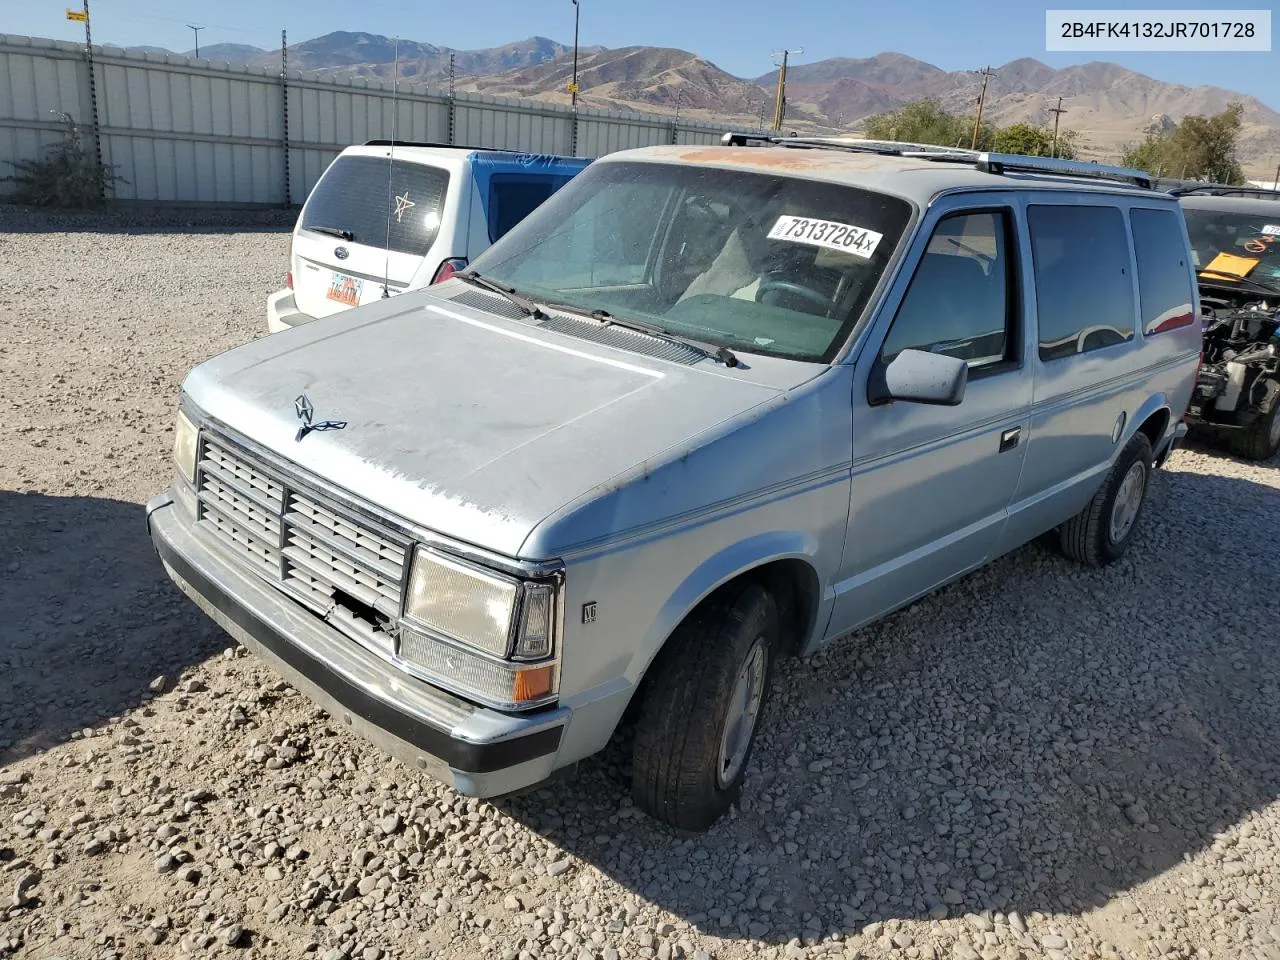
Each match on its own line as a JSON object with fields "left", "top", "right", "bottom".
{"left": 1177, "top": 186, "right": 1280, "bottom": 460}
{"left": 148, "top": 138, "right": 1198, "bottom": 830}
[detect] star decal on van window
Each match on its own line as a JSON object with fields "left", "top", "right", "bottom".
{"left": 393, "top": 192, "right": 415, "bottom": 223}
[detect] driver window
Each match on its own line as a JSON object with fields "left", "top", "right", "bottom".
{"left": 879, "top": 210, "right": 1017, "bottom": 371}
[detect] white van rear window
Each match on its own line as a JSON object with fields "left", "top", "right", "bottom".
{"left": 301, "top": 156, "right": 449, "bottom": 256}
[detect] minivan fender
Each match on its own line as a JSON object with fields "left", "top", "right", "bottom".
{"left": 1126, "top": 393, "right": 1175, "bottom": 461}
{"left": 625, "top": 530, "right": 826, "bottom": 687}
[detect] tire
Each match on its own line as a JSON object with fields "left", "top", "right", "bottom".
{"left": 1231, "top": 402, "right": 1280, "bottom": 462}
{"left": 1059, "top": 432, "right": 1153, "bottom": 567}
{"left": 631, "top": 582, "right": 779, "bottom": 831}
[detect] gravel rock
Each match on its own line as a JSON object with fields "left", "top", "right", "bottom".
{"left": 378, "top": 814, "right": 402, "bottom": 836}
{"left": 10, "top": 870, "right": 39, "bottom": 909}
{"left": 218, "top": 923, "right": 245, "bottom": 948}
{"left": 1124, "top": 804, "right": 1150, "bottom": 826}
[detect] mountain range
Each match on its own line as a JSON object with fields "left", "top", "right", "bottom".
{"left": 150, "top": 31, "right": 1278, "bottom": 175}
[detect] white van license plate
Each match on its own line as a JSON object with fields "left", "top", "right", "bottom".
{"left": 327, "top": 272, "right": 363, "bottom": 307}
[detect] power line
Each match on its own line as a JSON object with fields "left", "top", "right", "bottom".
{"left": 110, "top": 8, "right": 258, "bottom": 35}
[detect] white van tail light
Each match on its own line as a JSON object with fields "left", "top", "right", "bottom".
{"left": 286, "top": 271, "right": 293, "bottom": 290}
{"left": 432, "top": 258, "right": 467, "bottom": 284}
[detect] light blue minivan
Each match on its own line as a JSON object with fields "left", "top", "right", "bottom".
{"left": 154, "top": 135, "right": 1201, "bottom": 831}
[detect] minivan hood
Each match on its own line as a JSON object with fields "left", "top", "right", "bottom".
{"left": 183, "top": 290, "right": 788, "bottom": 558}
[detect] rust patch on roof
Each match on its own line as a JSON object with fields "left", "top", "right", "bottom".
{"left": 674, "top": 147, "right": 910, "bottom": 171}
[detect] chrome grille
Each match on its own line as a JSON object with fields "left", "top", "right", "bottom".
{"left": 196, "top": 435, "right": 409, "bottom": 626}
{"left": 283, "top": 493, "right": 405, "bottom": 616}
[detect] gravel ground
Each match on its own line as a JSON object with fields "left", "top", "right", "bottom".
{"left": 1, "top": 204, "right": 1279, "bottom": 960}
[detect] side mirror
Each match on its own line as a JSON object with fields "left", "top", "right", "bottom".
{"left": 868, "top": 348, "right": 968, "bottom": 406}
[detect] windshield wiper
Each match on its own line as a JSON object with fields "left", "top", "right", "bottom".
{"left": 454, "top": 271, "right": 545, "bottom": 320}
{"left": 1197, "top": 269, "right": 1280, "bottom": 296}
{"left": 309, "top": 225, "right": 354, "bottom": 241}
{"left": 589, "top": 309, "right": 739, "bottom": 368}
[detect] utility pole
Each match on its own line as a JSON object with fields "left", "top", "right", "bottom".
{"left": 771, "top": 48, "right": 803, "bottom": 133}
{"left": 67, "top": 0, "right": 104, "bottom": 192}
{"left": 187, "top": 24, "right": 204, "bottom": 58}
{"left": 281, "top": 29, "right": 291, "bottom": 208}
{"left": 970, "top": 65, "right": 995, "bottom": 150}
{"left": 449, "top": 52, "right": 455, "bottom": 98}
{"left": 673, "top": 86, "right": 682, "bottom": 123}
{"left": 1273, "top": 158, "right": 1279, "bottom": 190}
{"left": 1048, "top": 96, "right": 1068, "bottom": 158}
{"left": 569, "top": 0, "right": 580, "bottom": 107}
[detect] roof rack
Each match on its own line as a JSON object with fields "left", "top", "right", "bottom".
{"left": 364, "top": 139, "right": 485, "bottom": 151}
{"left": 1168, "top": 184, "right": 1280, "bottom": 200}
{"left": 719, "top": 131, "right": 1154, "bottom": 189}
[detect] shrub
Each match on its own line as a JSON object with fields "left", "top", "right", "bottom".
{"left": 3, "top": 112, "right": 124, "bottom": 207}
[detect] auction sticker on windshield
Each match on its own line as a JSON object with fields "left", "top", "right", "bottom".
{"left": 768, "top": 215, "right": 883, "bottom": 259}
{"left": 1263, "top": 225, "right": 1280, "bottom": 236}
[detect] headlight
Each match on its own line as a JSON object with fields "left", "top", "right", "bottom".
{"left": 404, "top": 548, "right": 557, "bottom": 660}
{"left": 401, "top": 547, "right": 560, "bottom": 709}
{"left": 173, "top": 408, "right": 199, "bottom": 484}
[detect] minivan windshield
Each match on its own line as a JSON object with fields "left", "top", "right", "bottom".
{"left": 466, "top": 160, "right": 913, "bottom": 362}
{"left": 1182, "top": 206, "right": 1280, "bottom": 292}
{"left": 300, "top": 155, "right": 450, "bottom": 255}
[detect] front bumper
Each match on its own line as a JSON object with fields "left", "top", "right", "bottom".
{"left": 266, "top": 289, "right": 312, "bottom": 334}
{"left": 146, "top": 493, "right": 567, "bottom": 796}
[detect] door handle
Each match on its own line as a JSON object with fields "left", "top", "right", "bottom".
{"left": 999, "top": 427, "right": 1021, "bottom": 453}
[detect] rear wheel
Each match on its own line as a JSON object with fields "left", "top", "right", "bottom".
{"left": 1231, "top": 401, "right": 1280, "bottom": 462}
{"left": 631, "top": 582, "right": 779, "bottom": 831}
{"left": 1059, "top": 432, "right": 1153, "bottom": 567}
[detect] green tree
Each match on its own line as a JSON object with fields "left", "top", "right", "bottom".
{"left": 862, "top": 99, "right": 1079, "bottom": 155}
{"left": 1122, "top": 135, "right": 1169, "bottom": 176}
{"left": 1122, "top": 103, "right": 1245, "bottom": 183}
{"left": 990, "top": 122, "right": 1078, "bottom": 159}
{"left": 863, "top": 99, "right": 978, "bottom": 149}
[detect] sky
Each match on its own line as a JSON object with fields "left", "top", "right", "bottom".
{"left": 6, "top": 0, "right": 1278, "bottom": 109}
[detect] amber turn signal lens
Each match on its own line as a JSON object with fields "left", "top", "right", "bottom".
{"left": 512, "top": 666, "right": 554, "bottom": 703}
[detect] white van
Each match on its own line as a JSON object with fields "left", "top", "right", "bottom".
{"left": 266, "top": 142, "right": 589, "bottom": 333}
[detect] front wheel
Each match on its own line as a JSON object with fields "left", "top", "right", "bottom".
{"left": 631, "top": 582, "right": 779, "bottom": 831}
{"left": 1059, "top": 432, "right": 1154, "bottom": 567}
{"left": 1232, "top": 401, "right": 1280, "bottom": 462}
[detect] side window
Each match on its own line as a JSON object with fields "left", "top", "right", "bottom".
{"left": 1028, "top": 205, "right": 1135, "bottom": 361}
{"left": 880, "top": 210, "right": 1016, "bottom": 371}
{"left": 488, "top": 175, "right": 556, "bottom": 243}
{"left": 1130, "top": 208, "right": 1196, "bottom": 335}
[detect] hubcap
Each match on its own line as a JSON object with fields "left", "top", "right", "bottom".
{"left": 1108, "top": 460, "right": 1147, "bottom": 544}
{"left": 717, "top": 637, "right": 768, "bottom": 789}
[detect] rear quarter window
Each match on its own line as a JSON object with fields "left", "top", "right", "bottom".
{"left": 1029, "top": 204, "right": 1135, "bottom": 362}
{"left": 487, "top": 174, "right": 560, "bottom": 243}
{"left": 301, "top": 156, "right": 449, "bottom": 255}
{"left": 1130, "top": 208, "right": 1196, "bottom": 335}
